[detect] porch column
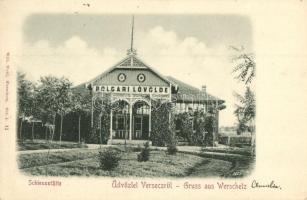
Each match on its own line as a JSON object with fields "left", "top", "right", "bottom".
{"left": 129, "top": 103, "right": 132, "bottom": 140}
{"left": 91, "top": 95, "right": 94, "bottom": 128}
{"left": 109, "top": 109, "right": 113, "bottom": 142}
{"left": 149, "top": 98, "right": 151, "bottom": 138}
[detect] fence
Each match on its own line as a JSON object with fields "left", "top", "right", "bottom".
{"left": 219, "top": 135, "right": 252, "bottom": 147}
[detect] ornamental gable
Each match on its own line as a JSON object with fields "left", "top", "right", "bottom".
{"left": 92, "top": 68, "right": 169, "bottom": 87}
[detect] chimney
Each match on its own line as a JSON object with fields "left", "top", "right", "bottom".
{"left": 201, "top": 85, "right": 206, "bottom": 93}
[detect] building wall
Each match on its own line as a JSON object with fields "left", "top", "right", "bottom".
{"left": 173, "top": 102, "right": 207, "bottom": 114}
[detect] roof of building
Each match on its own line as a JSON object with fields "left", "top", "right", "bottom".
{"left": 85, "top": 54, "right": 172, "bottom": 86}
{"left": 166, "top": 76, "right": 225, "bottom": 104}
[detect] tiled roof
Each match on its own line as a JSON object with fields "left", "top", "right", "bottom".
{"left": 166, "top": 76, "right": 225, "bottom": 104}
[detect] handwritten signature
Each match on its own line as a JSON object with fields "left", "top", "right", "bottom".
{"left": 251, "top": 180, "right": 282, "bottom": 190}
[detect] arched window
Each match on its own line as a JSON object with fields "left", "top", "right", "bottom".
{"left": 133, "top": 101, "right": 150, "bottom": 115}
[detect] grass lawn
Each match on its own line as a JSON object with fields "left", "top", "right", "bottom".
{"left": 18, "top": 146, "right": 254, "bottom": 177}
{"left": 18, "top": 140, "right": 88, "bottom": 151}
{"left": 18, "top": 149, "right": 98, "bottom": 169}
{"left": 228, "top": 157, "right": 255, "bottom": 178}
{"left": 19, "top": 148, "right": 213, "bottom": 177}
{"left": 201, "top": 146, "right": 253, "bottom": 156}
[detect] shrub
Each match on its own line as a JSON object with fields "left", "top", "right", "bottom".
{"left": 151, "top": 101, "right": 175, "bottom": 146}
{"left": 165, "top": 126, "right": 178, "bottom": 155}
{"left": 98, "top": 148, "right": 121, "bottom": 170}
{"left": 176, "top": 112, "right": 193, "bottom": 144}
{"left": 167, "top": 143, "right": 178, "bottom": 155}
{"left": 137, "top": 142, "right": 150, "bottom": 162}
{"left": 204, "top": 116, "right": 215, "bottom": 147}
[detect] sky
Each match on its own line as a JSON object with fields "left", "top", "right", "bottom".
{"left": 19, "top": 14, "right": 253, "bottom": 126}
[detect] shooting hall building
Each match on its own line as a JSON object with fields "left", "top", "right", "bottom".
{"left": 75, "top": 19, "right": 225, "bottom": 145}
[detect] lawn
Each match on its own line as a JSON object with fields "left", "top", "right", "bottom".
{"left": 201, "top": 146, "right": 253, "bottom": 156}
{"left": 18, "top": 149, "right": 98, "bottom": 169}
{"left": 19, "top": 148, "right": 213, "bottom": 177}
{"left": 18, "top": 146, "right": 254, "bottom": 177}
{"left": 18, "top": 139, "right": 88, "bottom": 151}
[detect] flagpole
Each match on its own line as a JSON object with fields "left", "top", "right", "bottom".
{"left": 130, "top": 15, "right": 134, "bottom": 51}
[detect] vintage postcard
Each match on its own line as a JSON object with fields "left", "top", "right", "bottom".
{"left": 0, "top": 0, "right": 306, "bottom": 199}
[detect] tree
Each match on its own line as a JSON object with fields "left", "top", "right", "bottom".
{"left": 231, "top": 46, "right": 256, "bottom": 154}
{"left": 17, "top": 72, "right": 36, "bottom": 141}
{"left": 231, "top": 46, "right": 255, "bottom": 85}
{"left": 71, "top": 91, "right": 91, "bottom": 143}
{"left": 35, "top": 76, "right": 73, "bottom": 143}
{"left": 234, "top": 87, "right": 255, "bottom": 135}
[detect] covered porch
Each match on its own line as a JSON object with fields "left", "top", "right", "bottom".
{"left": 109, "top": 99, "right": 151, "bottom": 142}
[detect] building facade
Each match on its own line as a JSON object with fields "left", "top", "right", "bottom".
{"left": 75, "top": 46, "right": 225, "bottom": 145}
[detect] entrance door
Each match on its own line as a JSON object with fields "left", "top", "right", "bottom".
{"left": 132, "top": 101, "right": 150, "bottom": 140}
{"left": 133, "top": 116, "right": 142, "bottom": 139}
{"left": 113, "top": 115, "right": 129, "bottom": 139}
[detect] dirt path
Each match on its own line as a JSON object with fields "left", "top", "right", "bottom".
{"left": 186, "top": 154, "right": 254, "bottom": 178}
{"left": 18, "top": 144, "right": 107, "bottom": 154}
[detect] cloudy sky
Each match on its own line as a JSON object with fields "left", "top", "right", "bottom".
{"left": 19, "top": 14, "right": 253, "bottom": 126}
